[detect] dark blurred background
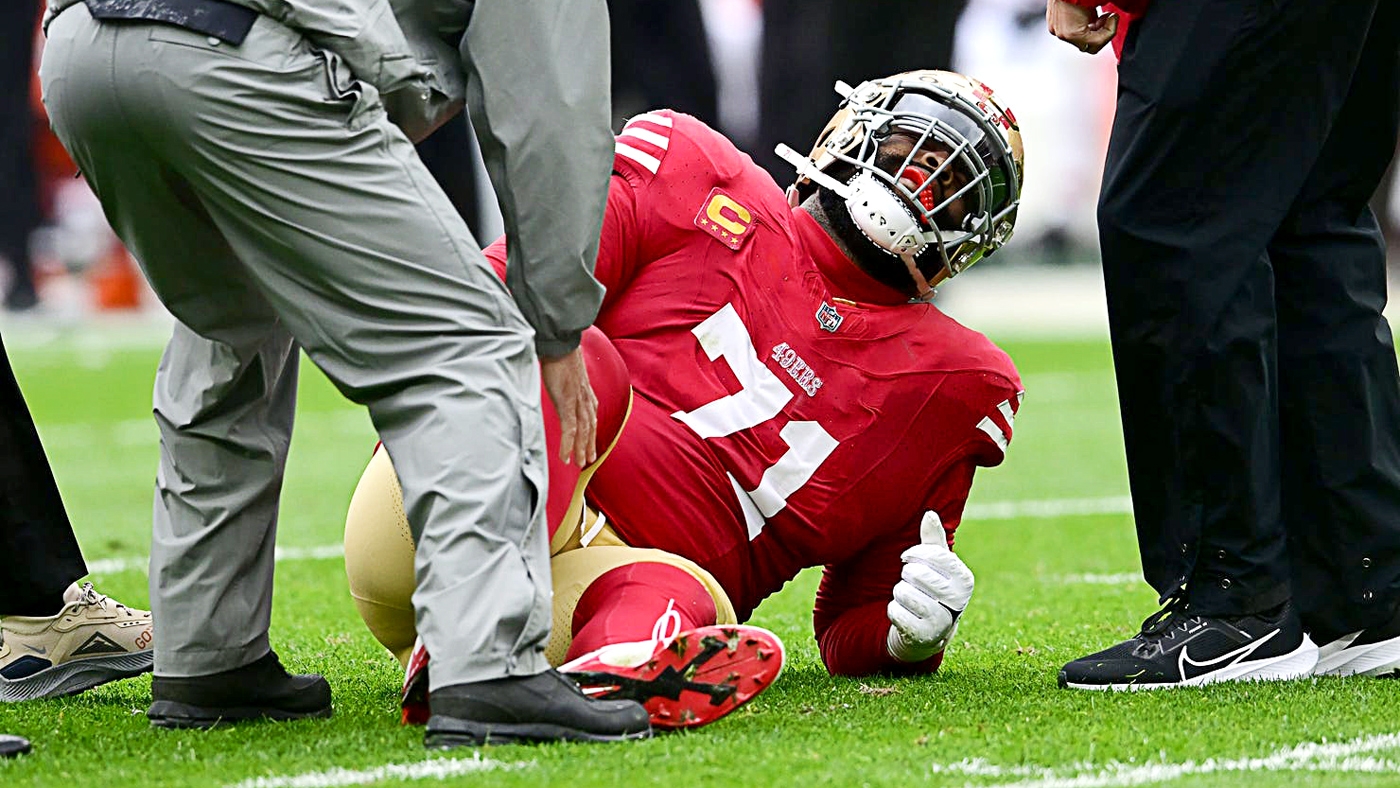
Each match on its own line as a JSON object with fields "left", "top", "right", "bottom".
{"left": 4, "top": 0, "right": 1397, "bottom": 316}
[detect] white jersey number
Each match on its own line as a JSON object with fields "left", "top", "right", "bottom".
{"left": 671, "top": 304, "right": 838, "bottom": 540}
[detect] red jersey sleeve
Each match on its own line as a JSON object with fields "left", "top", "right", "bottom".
{"left": 595, "top": 176, "right": 643, "bottom": 311}
{"left": 963, "top": 372, "right": 1022, "bottom": 469}
{"left": 810, "top": 360, "right": 1021, "bottom": 677}
{"left": 812, "top": 459, "right": 979, "bottom": 677}
{"left": 482, "top": 235, "right": 509, "bottom": 282}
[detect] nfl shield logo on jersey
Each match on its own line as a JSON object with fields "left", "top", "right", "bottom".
{"left": 816, "top": 302, "right": 844, "bottom": 333}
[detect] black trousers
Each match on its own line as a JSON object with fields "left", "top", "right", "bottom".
{"left": 0, "top": 3, "right": 41, "bottom": 304}
{"left": 0, "top": 332, "right": 86, "bottom": 616}
{"left": 415, "top": 115, "right": 482, "bottom": 239}
{"left": 1099, "top": 0, "right": 1400, "bottom": 638}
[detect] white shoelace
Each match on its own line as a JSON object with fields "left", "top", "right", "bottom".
{"left": 75, "top": 582, "right": 113, "bottom": 612}
{"left": 651, "top": 599, "right": 682, "bottom": 651}
{"left": 73, "top": 582, "right": 137, "bottom": 618}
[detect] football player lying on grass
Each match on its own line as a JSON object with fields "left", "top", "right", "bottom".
{"left": 344, "top": 69, "right": 1026, "bottom": 732}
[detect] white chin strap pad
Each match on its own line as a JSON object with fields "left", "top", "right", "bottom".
{"left": 844, "top": 172, "right": 928, "bottom": 258}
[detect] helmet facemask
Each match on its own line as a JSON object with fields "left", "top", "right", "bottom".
{"left": 778, "top": 71, "right": 1024, "bottom": 301}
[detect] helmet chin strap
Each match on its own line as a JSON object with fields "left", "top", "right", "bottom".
{"left": 843, "top": 171, "right": 937, "bottom": 301}
{"left": 776, "top": 143, "right": 937, "bottom": 302}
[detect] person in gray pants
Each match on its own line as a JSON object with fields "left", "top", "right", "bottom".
{"left": 38, "top": 0, "right": 650, "bottom": 747}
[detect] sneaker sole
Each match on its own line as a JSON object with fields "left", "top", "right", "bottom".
{"left": 424, "top": 715, "right": 653, "bottom": 747}
{"left": 1315, "top": 636, "right": 1400, "bottom": 678}
{"left": 147, "top": 700, "right": 333, "bottom": 729}
{"left": 0, "top": 735, "right": 31, "bottom": 758}
{"left": 1061, "top": 638, "right": 1319, "bottom": 691}
{"left": 0, "top": 651, "right": 153, "bottom": 702}
{"left": 563, "top": 624, "right": 785, "bottom": 729}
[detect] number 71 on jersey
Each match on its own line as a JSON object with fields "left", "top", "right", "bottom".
{"left": 670, "top": 303, "right": 839, "bottom": 540}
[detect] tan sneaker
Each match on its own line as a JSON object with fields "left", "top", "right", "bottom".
{"left": 0, "top": 583, "right": 153, "bottom": 701}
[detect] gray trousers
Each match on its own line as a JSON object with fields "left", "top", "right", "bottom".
{"left": 40, "top": 7, "right": 553, "bottom": 685}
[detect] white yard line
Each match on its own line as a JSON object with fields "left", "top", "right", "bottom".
{"left": 87, "top": 545, "right": 346, "bottom": 576}
{"left": 1052, "top": 573, "right": 1143, "bottom": 586}
{"left": 224, "top": 754, "right": 526, "bottom": 788}
{"left": 929, "top": 731, "right": 1400, "bottom": 788}
{"left": 964, "top": 497, "right": 1133, "bottom": 520}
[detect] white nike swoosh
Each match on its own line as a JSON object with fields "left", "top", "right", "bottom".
{"left": 1178, "top": 629, "right": 1279, "bottom": 680}
{"left": 1318, "top": 631, "right": 1362, "bottom": 657}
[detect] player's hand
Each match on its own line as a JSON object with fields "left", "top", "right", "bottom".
{"left": 1046, "top": 0, "right": 1118, "bottom": 55}
{"left": 540, "top": 347, "right": 598, "bottom": 467}
{"left": 886, "top": 511, "right": 975, "bottom": 663}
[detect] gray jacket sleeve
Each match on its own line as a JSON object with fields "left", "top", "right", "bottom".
{"left": 459, "top": 0, "right": 611, "bottom": 357}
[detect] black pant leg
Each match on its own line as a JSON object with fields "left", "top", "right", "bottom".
{"left": 607, "top": 0, "right": 717, "bottom": 128}
{"left": 1098, "top": 0, "right": 1380, "bottom": 615}
{"left": 0, "top": 332, "right": 87, "bottom": 616}
{"left": 753, "top": 0, "right": 836, "bottom": 180}
{"left": 752, "top": 0, "right": 966, "bottom": 181}
{"left": 0, "top": 3, "right": 41, "bottom": 306}
{"left": 414, "top": 116, "right": 481, "bottom": 239}
{"left": 1275, "top": 3, "right": 1400, "bottom": 639}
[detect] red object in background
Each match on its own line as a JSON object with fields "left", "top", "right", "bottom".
{"left": 90, "top": 247, "right": 144, "bottom": 310}
{"left": 29, "top": 20, "right": 75, "bottom": 215}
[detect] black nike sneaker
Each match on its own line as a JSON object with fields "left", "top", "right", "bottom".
{"left": 1058, "top": 596, "right": 1318, "bottom": 690}
{"left": 1314, "top": 600, "right": 1400, "bottom": 678}
{"left": 147, "top": 651, "right": 332, "bottom": 728}
{"left": 0, "top": 734, "right": 30, "bottom": 758}
{"left": 425, "top": 669, "right": 652, "bottom": 747}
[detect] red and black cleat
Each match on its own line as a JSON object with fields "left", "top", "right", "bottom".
{"left": 559, "top": 625, "right": 785, "bottom": 729}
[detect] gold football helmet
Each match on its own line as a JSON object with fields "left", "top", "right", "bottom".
{"left": 777, "top": 70, "right": 1025, "bottom": 298}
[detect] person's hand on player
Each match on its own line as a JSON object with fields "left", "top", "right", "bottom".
{"left": 540, "top": 346, "right": 598, "bottom": 466}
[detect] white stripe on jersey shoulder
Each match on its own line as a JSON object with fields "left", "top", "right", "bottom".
{"left": 976, "top": 415, "right": 1009, "bottom": 452}
{"left": 615, "top": 142, "right": 662, "bottom": 174}
{"left": 996, "top": 398, "right": 1015, "bottom": 424}
{"left": 625, "top": 112, "right": 675, "bottom": 129}
{"left": 617, "top": 125, "right": 670, "bottom": 150}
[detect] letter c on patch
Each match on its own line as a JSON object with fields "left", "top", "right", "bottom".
{"left": 706, "top": 195, "right": 752, "bottom": 235}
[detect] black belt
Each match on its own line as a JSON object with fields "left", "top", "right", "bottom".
{"left": 83, "top": 0, "right": 257, "bottom": 45}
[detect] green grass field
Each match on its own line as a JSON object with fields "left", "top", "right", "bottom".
{"left": 3, "top": 325, "right": 1400, "bottom": 788}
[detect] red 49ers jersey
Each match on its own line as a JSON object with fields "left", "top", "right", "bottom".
{"left": 592, "top": 111, "right": 1022, "bottom": 675}
{"left": 487, "top": 111, "right": 1022, "bottom": 676}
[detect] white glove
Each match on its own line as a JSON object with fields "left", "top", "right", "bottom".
{"left": 886, "top": 511, "right": 975, "bottom": 663}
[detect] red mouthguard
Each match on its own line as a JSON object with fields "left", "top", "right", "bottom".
{"left": 900, "top": 167, "right": 937, "bottom": 212}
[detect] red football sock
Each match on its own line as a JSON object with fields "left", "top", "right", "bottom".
{"left": 568, "top": 562, "right": 719, "bottom": 661}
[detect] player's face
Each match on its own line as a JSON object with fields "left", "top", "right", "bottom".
{"left": 878, "top": 132, "right": 971, "bottom": 231}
